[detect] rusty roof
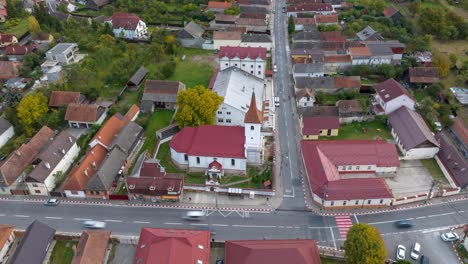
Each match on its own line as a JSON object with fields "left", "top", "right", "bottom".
{"left": 72, "top": 230, "right": 111, "bottom": 264}
{"left": 408, "top": 67, "right": 440, "bottom": 84}
{"left": 49, "top": 91, "right": 82, "bottom": 107}
{"left": 65, "top": 104, "right": 106, "bottom": 123}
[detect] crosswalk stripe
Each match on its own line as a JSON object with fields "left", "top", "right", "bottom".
{"left": 335, "top": 215, "right": 353, "bottom": 239}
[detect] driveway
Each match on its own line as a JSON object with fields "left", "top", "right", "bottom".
{"left": 385, "top": 160, "right": 434, "bottom": 198}
{"left": 110, "top": 243, "right": 136, "bottom": 264}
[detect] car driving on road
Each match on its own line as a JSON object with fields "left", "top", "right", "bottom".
{"left": 44, "top": 198, "right": 60, "bottom": 206}
{"left": 182, "top": 211, "right": 206, "bottom": 221}
{"left": 396, "top": 245, "right": 406, "bottom": 260}
{"left": 395, "top": 220, "right": 413, "bottom": 228}
{"left": 83, "top": 221, "right": 106, "bottom": 229}
{"left": 441, "top": 231, "right": 459, "bottom": 242}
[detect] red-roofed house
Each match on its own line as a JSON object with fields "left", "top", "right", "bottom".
{"left": 0, "top": 33, "right": 18, "bottom": 47}
{"left": 373, "top": 78, "right": 415, "bottom": 115}
{"left": 408, "top": 67, "right": 440, "bottom": 84}
{"left": 107, "top": 13, "right": 148, "bottom": 40}
{"left": 302, "top": 140, "right": 399, "bottom": 208}
{"left": 219, "top": 46, "right": 267, "bottom": 78}
{"left": 287, "top": 3, "right": 335, "bottom": 17}
{"left": 133, "top": 228, "right": 210, "bottom": 264}
{"left": 4, "top": 45, "right": 36, "bottom": 61}
{"left": 207, "top": 1, "right": 232, "bottom": 12}
{"left": 48, "top": 91, "right": 84, "bottom": 107}
{"left": 314, "top": 14, "right": 338, "bottom": 25}
{"left": 302, "top": 116, "right": 339, "bottom": 140}
{"left": 225, "top": 239, "right": 321, "bottom": 264}
{"left": 449, "top": 117, "right": 468, "bottom": 156}
{"left": 0, "top": 225, "right": 14, "bottom": 262}
{"left": 383, "top": 6, "right": 402, "bottom": 21}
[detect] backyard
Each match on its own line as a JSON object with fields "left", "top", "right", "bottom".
{"left": 0, "top": 18, "right": 29, "bottom": 37}
{"left": 420, "top": 158, "right": 449, "bottom": 185}
{"left": 49, "top": 240, "right": 78, "bottom": 264}
{"left": 136, "top": 110, "right": 174, "bottom": 157}
{"left": 156, "top": 141, "right": 182, "bottom": 173}
{"left": 167, "top": 48, "right": 216, "bottom": 88}
{"left": 330, "top": 119, "right": 392, "bottom": 141}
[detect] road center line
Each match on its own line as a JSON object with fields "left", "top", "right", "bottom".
{"left": 164, "top": 222, "right": 183, "bottom": 225}
{"left": 104, "top": 219, "right": 122, "bottom": 222}
{"left": 190, "top": 223, "right": 208, "bottom": 226}
{"left": 133, "top": 221, "right": 151, "bottom": 224}
{"left": 212, "top": 224, "right": 228, "bottom": 227}
{"left": 45, "top": 216, "right": 62, "bottom": 219}
{"left": 74, "top": 218, "right": 91, "bottom": 221}
{"left": 232, "top": 224, "right": 276, "bottom": 228}
{"left": 14, "top": 215, "right": 29, "bottom": 218}
{"left": 0, "top": 214, "right": 5, "bottom": 216}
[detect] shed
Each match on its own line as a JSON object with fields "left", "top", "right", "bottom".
{"left": 127, "top": 66, "right": 148, "bottom": 89}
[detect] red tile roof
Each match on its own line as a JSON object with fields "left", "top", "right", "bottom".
{"left": 134, "top": 228, "right": 210, "bottom": 264}
{"left": 334, "top": 76, "right": 361, "bottom": 89}
{"left": 49, "top": 91, "right": 81, "bottom": 107}
{"left": 0, "top": 61, "right": 19, "bottom": 79}
{"left": 110, "top": 12, "right": 142, "bottom": 30}
{"left": 314, "top": 14, "right": 338, "bottom": 24}
{"left": 302, "top": 116, "right": 339, "bottom": 135}
{"left": 319, "top": 31, "right": 345, "bottom": 42}
{"left": 144, "top": 80, "right": 182, "bottom": 94}
{"left": 375, "top": 78, "right": 412, "bottom": 103}
{"left": 451, "top": 117, "right": 468, "bottom": 144}
{"left": 0, "top": 225, "right": 14, "bottom": 251}
{"left": 225, "top": 239, "right": 321, "bottom": 264}
{"left": 408, "top": 67, "right": 440, "bottom": 83}
{"left": 124, "top": 104, "right": 140, "bottom": 122}
{"left": 435, "top": 133, "right": 468, "bottom": 188}
{"left": 65, "top": 104, "right": 105, "bottom": 123}
{"left": 208, "top": 68, "right": 220, "bottom": 90}
{"left": 219, "top": 46, "right": 267, "bottom": 60}
{"left": 170, "top": 125, "right": 246, "bottom": 158}
{"left": 207, "top": 1, "right": 232, "bottom": 9}
{"left": 213, "top": 31, "right": 242, "bottom": 40}
{"left": 5, "top": 45, "right": 35, "bottom": 55}
{"left": 286, "top": 3, "right": 334, "bottom": 12}
{"left": 244, "top": 92, "right": 263, "bottom": 124}
{"left": 0, "top": 34, "right": 15, "bottom": 43}
{"left": 324, "top": 54, "right": 351, "bottom": 63}
{"left": 209, "top": 160, "right": 222, "bottom": 170}
{"left": 301, "top": 140, "right": 398, "bottom": 200}
{"left": 295, "top": 17, "right": 315, "bottom": 25}
{"left": 383, "top": 6, "right": 400, "bottom": 18}
{"left": 91, "top": 113, "right": 127, "bottom": 148}
{"left": 348, "top": 45, "right": 372, "bottom": 56}
{"left": 72, "top": 230, "right": 111, "bottom": 264}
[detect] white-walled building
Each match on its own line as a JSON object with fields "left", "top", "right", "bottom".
{"left": 0, "top": 225, "right": 14, "bottom": 263}
{"left": 388, "top": 106, "right": 440, "bottom": 160}
{"left": 106, "top": 13, "right": 148, "bottom": 40}
{"left": 212, "top": 67, "right": 265, "bottom": 127}
{"left": 296, "top": 88, "right": 315, "bottom": 108}
{"left": 26, "top": 131, "right": 80, "bottom": 195}
{"left": 213, "top": 31, "right": 242, "bottom": 50}
{"left": 0, "top": 117, "right": 14, "bottom": 149}
{"left": 219, "top": 46, "right": 267, "bottom": 79}
{"left": 293, "top": 63, "right": 325, "bottom": 78}
{"left": 287, "top": 3, "right": 335, "bottom": 17}
{"left": 373, "top": 78, "right": 415, "bottom": 115}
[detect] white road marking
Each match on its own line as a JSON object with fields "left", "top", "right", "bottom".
{"left": 133, "top": 221, "right": 150, "bottom": 224}
{"left": 232, "top": 224, "right": 276, "bottom": 228}
{"left": 0, "top": 214, "right": 5, "bottom": 216}
{"left": 104, "top": 219, "right": 122, "bottom": 223}
{"left": 14, "top": 215, "right": 29, "bottom": 218}
{"left": 74, "top": 218, "right": 92, "bottom": 221}
{"left": 212, "top": 224, "right": 228, "bottom": 227}
{"left": 45, "top": 216, "right": 62, "bottom": 219}
{"left": 416, "top": 216, "right": 426, "bottom": 219}
{"left": 190, "top": 223, "right": 208, "bottom": 226}
{"left": 353, "top": 214, "right": 359, "bottom": 223}
{"left": 329, "top": 227, "right": 337, "bottom": 249}
{"left": 164, "top": 222, "right": 183, "bottom": 225}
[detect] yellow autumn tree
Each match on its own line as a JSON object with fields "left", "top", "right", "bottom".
{"left": 175, "top": 85, "right": 224, "bottom": 128}
{"left": 17, "top": 93, "right": 49, "bottom": 136}
{"left": 344, "top": 223, "right": 387, "bottom": 264}
{"left": 28, "top": 16, "right": 41, "bottom": 34}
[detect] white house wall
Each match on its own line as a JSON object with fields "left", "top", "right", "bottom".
{"left": 219, "top": 56, "right": 266, "bottom": 79}
{"left": 382, "top": 95, "right": 415, "bottom": 114}
{"left": 298, "top": 97, "right": 315, "bottom": 107}
{"left": 402, "top": 147, "right": 439, "bottom": 160}
{"left": 0, "top": 126, "right": 14, "bottom": 149}
{"left": 64, "top": 190, "right": 86, "bottom": 198}
{"left": 187, "top": 156, "right": 246, "bottom": 171}
{"left": 214, "top": 39, "right": 242, "bottom": 50}
{"left": 216, "top": 104, "right": 245, "bottom": 126}
{"left": 239, "top": 42, "right": 272, "bottom": 50}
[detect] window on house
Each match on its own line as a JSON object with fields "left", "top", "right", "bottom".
{"left": 367, "top": 200, "right": 371, "bottom": 204}
{"left": 368, "top": 166, "right": 372, "bottom": 169}
{"left": 225, "top": 63, "right": 228, "bottom": 66}
{"left": 331, "top": 201, "right": 334, "bottom": 206}
{"left": 218, "top": 111, "right": 222, "bottom": 114}
{"left": 231, "top": 159, "right": 235, "bottom": 166}
{"left": 242, "top": 64, "right": 245, "bottom": 67}
{"left": 196, "top": 157, "right": 200, "bottom": 164}
{"left": 184, "top": 154, "right": 188, "bottom": 161}
{"left": 251, "top": 65, "right": 254, "bottom": 68}
{"left": 306, "top": 97, "right": 310, "bottom": 101}
{"left": 32, "top": 184, "right": 38, "bottom": 187}
{"left": 343, "top": 201, "right": 347, "bottom": 206}
{"left": 218, "top": 119, "right": 223, "bottom": 122}
{"left": 227, "top": 112, "right": 231, "bottom": 115}
{"left": 356, "top": 166, "right": 360, "bottom": 170}
{"left": 258, "top": 65, "right": 261, "bottom": 68}
{"left": 355, "top": 200, "right": 359, "bottom": 205}
{"left": 226, "top": 119, "right": 231, "bottom": 123}
{"left": 35, "top": 190, "right": 41, "bottom": 194}
{"left": 251, "top": 125, "right": 254, "bottom": 130}
{"left": 251, "top": 71, "right": 253, "bottom": 74}
{"left": 380, "top": 199, "right": 384, "bottom": 204}
{"left": 258, "top": 71, "right": 261, "bottom": 75}
{"left": 348, "top": 166, "right": 352, "bottom": 170}
{"left": 235, "top": 64, "right": 238, "bottom": 66}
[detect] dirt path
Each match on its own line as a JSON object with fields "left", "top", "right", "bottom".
{"left": 190, "top": 54, "right": 218, "bottom": 69}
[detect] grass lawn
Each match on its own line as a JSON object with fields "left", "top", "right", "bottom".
{"left": 432, "top": 40, "right": 468, "bottom": 63}
{"left": 221, "top": 175, "right": 249, "bottom": 185}
{"left": 329, "top": 120, "right": 392, "bottom": 140}
{"left": 1, "top": 18, "right": 29, "bottom": 37}
{"left": 168, "top": 48, "right": 215, "bottom": 88}
{"left": 320, "top": 257, "right": 345, "bottom": 264}
{"left": 185, "top": 173, "right": 206, "bottom": 184}
{"left": 138, "top": 110, "right": 174, "bottom": 156}
{"left": 156, "top": 142, "right": 182, "bottom": 173}
{"left": 49, "top": 240, "right": 78, "bottom": 264}
{"left": 112, "top": 87, "right": 142, "bottom": 114}
{"left": 420, "top": 158, "right": 449, "bottom": 184}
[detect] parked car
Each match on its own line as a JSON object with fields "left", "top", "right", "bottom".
{"left": 274, "top": 96, "right": 280, "bottom": 107}
{"left": 441, "top": 231, "right": 459, "bottom": 242}
{"left": 420, "top": 255, "right": 429, "bottom": 264}
{"left": 395, "top": 220, "right": 414, "bottom": 228}
{"left": 273, "top": 64, "right": 278, "bottom": 72}
{"left": 410, "top": 242, "right": 421, "bottom": 260}
{"left": 83, "top": 221, "right": 106, "bottom": 229}
{"left": 396, "top": 245, "right": 406, "bottom": 260}
{"left": 44, "top": 198, "right": 60, "bottom": 206}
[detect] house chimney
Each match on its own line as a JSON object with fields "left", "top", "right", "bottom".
{"left": 45, "top": 162, "right": 51, "bottom": 169}
{"left": 69, "top": 137, "right": 73, "bottom": 143}
{"left": 160, "top": 166, "right": 165, "bottom": 173}
{"left": 61, "top": 149, "right": 66, "bottom": 154}
{"left": 84, "top": 169, "right": 89, "bottom": 176}
{"left": 92, "top": 161, "right": 96, "bottom": 168}
{"left": 15, "top": 150, "right": 21, "bottom": 156}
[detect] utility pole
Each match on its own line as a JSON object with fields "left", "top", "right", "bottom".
{"left": 322, "top": 184, "right": 328, "bottom": 210}
{"left": 427, "top": 180, "right": 436, "bottom": 201}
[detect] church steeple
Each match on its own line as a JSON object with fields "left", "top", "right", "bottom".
{"left": 244, "top": 92, "right": 263, "bottom": 124}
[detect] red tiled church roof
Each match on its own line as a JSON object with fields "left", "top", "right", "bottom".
{"left": 219, "top": 46, "right": 267, "bottom": 60}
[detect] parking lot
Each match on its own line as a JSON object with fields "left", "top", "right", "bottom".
{"left": 385, "top": 160, "right": 434, "bottom": 198}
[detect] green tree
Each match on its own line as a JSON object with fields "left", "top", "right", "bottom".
{"left": 28, "top": 16, "right": 41, "bottom": 33}
{"left": 224, "top": 6, "right": 240, "bottom": 15}
{"left": 394, "top": 260, "right": 412, "bottom": 264}
{"left": 17, "top": 93, "right": 49, "bottom": 136}
{"left": 432, "top": 51, "right": 451, "bottom": 78}
{"left": 408, "top": 0, "right": 421, "bottom": 15}
{"left": 344, "top": 223, "right": 387, "bottom": 264}
{"left": 288, "top": 15, "right": 295, "bottom": 34}
{"left": 405, "top": 35, "right": 432, "bottom": 53}
{"left": 175, "top": 86, "right": 224, "bottom": 127}
{"left": 419, "top": 7, "right": 445, "bottom": 34}
{"left": 317, "top": 24, "right": 341, "bottom": 32}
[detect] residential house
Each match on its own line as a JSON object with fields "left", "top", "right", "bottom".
{"left": 72, "top": 230, "right": 111, "bottom": 264}
{"left": 65, "top": 104, "right": 107, "bottom": 128}
{"left": 206, "top": 1, "right": 232, "bottom": 13}
{"left": 225, "top": 239, "right": 321, "bottom": 264}
{"left": 356, "top": 26, "right": 383, "bottom": 41}
{"left": 45, "top": 65, "right": 64, "bottom": 84}
{"left": 296, "top": 88, "right": 315, "bottom": 108}
{"left": 45, "top": 43, "right": 84, "bottom": 65}
{"left": 337, "top": 99, "right": 368, "bottom": 123}
{"left": 8, "top": 220, "right": 55, "bottom": 264}
{"left": 0, "top": 117, "right": 14, "bottom": 149}
{"left": 212, "top": 67, "right": 265, "bottom": 127}
{"left": 323, "top": 54, "right": 352, "bottom": 73}
{"left": 0, "top": 33, "right": 17, "bottom": 47}
{"left": 293, "top": 63, "right": 325, "bottom": 78}
{"left": 302, "top": 140, "right": 399, "bottom": 208}
{"left": 240, "top": 33, "right": 272, "bottom": 50}
{"left": 448, "top": 117, "right": 468, "bottom": 158}
{"left": 364, "top": 41, "right": 405, "bottom": 64}
{"left": 237, "top": 0, "right": 270, "bottom": 7}
{"left": 86, "top": 0, "right": 110, "bottom": 10}
{"left": 107, "top": 12, "right": 148, "bottom": 39}
{"left": 383, "top": 6, "right": 403, "bottom": 21}
{"left": 388, "top": 106, "right": 440, "bottom": 160}
{"left": 133, "top": 228, "right": 210, "bottom": 264}
{"left": 140, "top": 80, "right": 186, "bottom": 113}
{"left": 373, "top": 78, "right": 415, "bottom": 115}
{"left": 127, "top": 66, "right": 148, "bottom": 89}
{"left": 0, "top": 61, "right": 19, "bottom": 80}
{"left": 210, "top": 14, "right": 237, "bottom": 30}
{"left": 287, "top": 3, "right": 335, "bottom": 17}
{"left": 88, "top": 113, "right": 128, "bottom": 149}
{"left": 334, "top": 76, "right": 361, "bottom": 91}
{"left": 314, "top": 14, "right": 339, "bottom": 25}
{"left": 435, "top": 133, "right": 468, "bottom": 189}
{"left": 4, "top": 45, "right": 36, "bottom": 61}
{"left": 126, "top": 153, "right": 184, "bottom": 201}
{"left": 408, "top": 67, "right": 440, "bottom": 85}
{"left": 301, "top": 116, "right": 340, "bottom": 139}
{"left": 31, "top": 32, "right": 54, "bottom": 44}
{"left": 218, "top": 46, "right": 267, "bottom": 79}
{"left": 25, "top": 131, "right": 79, "bottom": 196}
{"left": 294, "top": 17, "right": 316, "bottom": 31}
{"left": 0, "top": 225, "right": 14, "bottom": 263}
{"left": 235, "top": 17, "right": 268, "bottom": 33}
{"left": 213, "top": 31, "right": 242, "bottom": 50}
{"left": 4, "top": 77, "right": 30, "bottom": 90}
{"left": 239, "top": 6, "right": 269, "bottom": 14}
{"left": 348, "top": 45, "right": 373, "bottom": 65}
{"left": 295, "top": 76, "right": 360, "bottom": 93}
{"left": 48, "top": 91, "right": 84, "bottom": 108}
{"left": 291, "top": 48, "right": 324, "bottom": 64}
{"left": 0, "top": 126, "right": 54, "bottom": 195}
{"left": 176, "top": 21, "right": 205, "bottom": 48}
{"left": 323, "top": 0, "right": 342, "bottom": 8}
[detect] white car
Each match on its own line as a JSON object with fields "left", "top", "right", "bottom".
{"left": 44, "top": 198, "right": 60, "bottom": 206}
{"left": 396, "top": 245, "right": 406, "bottom": 260}
{"left": 441, "top": 232, "right": 459, "bottom": 242}
{"left": 83, "top": 221, "right": 106, "bottom": 229}
{"left": 410, "top": 242, "right": 421, "bottom": 260}
{"left": 273, "top": 65, "right": 278, "bottom": 72}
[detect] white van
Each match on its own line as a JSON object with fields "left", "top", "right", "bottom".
{"left": 274, "top": 96, "right": 280, "bottom": 107}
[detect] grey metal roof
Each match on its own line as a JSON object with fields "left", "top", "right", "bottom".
{"left": 177, "top": 21, "right": 204, "bottom": 39}
{"left": 295, "top": 76, "right": 334, "bottom": 89}
{"left": 109, "top": 122, "right": 143, "bottom": 155}
{"left": 9, "top": 220, "right": 56, "bottom": 264}
{"left": 293, "top": 63, "right": 325, "bottom": 74}
{"left": 241, "top": 33, "right": 271, "bottom": 43}
{"left": 47, "top": 43, "right": 77, "bottom": 55}
{"left": 292, "top": 31, "right": 321, "bottom": 42}
{"left": 0, "top": 117, "right": 12, "bottom": 135}
{"left": 127, "top": 66, "right": 148, "bottom": 86}
{"left": 85, "top": 147, "right": 127, "bottom": 191}
{"left": 365, "top": 41, "right": 405, "bottom": 56}
{"left": 240, "top": 6, "right": 268, "bottom": 14}
{"left": 388, "top": 106, "right": 439, "bottom": 149}
{"left": 356, "top": 26, "right": 382, "bottom": 41}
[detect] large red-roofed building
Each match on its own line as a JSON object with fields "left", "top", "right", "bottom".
{"left": 219, "top": 46, "right": 267, "bottom": 79}
{"left": 302, "top": 140, "right": 399, "bottom": 208}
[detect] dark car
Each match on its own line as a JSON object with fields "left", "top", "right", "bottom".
{"left": 395, "top": 220, "right": 414, "bottom": 228}
{"left": 420, "top": 255, "right": 429, "bottom": 264}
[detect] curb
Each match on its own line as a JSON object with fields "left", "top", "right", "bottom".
{"left": 451, "top": 241, "right": 464, "bottom": 264}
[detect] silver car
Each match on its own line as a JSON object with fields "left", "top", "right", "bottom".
{"left": 396, "top": 245, "right": 406, "bottom": 260}
{"left": 83, "top": 221, "right": 106, "bottom": 229}
{"left": 441, "top": 232, "right": 459, "bottom": 242}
